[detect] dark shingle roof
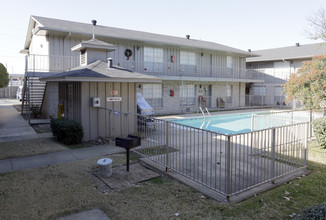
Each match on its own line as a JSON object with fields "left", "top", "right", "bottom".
{"left": 31, "top": 15, "right": 251, "bottom": 57}
{"left": 247, "top": 43, "right": 326, "bottom": 62}
{"left": 41, "top": 60, "right": 161, "bottom": 83}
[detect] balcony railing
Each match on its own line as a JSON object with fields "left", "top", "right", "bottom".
{"left": 246, "top": 69, "right": 290, "bottom": 84}
{"left": 25, "top": 54, "right": 257, "bottom": 80}
{"left": 26, "top": 54, "right": 80, "bottom": 72}
{"left": 115, "top": 60, "right": 250, "bottom": 80}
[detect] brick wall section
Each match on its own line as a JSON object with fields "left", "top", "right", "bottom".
{"left": 41, "top": 82, "right": 59, "bottom": 118}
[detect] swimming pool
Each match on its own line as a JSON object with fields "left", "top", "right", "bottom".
{"left": 170, "top": 112, "right": 258, "bottom": 135}
{"left": 170, "top": 111, "right": 313, "bottom": 135}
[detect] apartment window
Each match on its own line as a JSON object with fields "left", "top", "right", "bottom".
{"left": 180, "top": 51, "right": 196, "bottom": 65}
{"left": 253, "top": 86, "right": 266, "bottom": 96}
{"left": 274, "top": 86, "right": 284, "bottom": 104}
{"left": 227, "top": 84, "right": 233, "bottom": 104}
{"left": 274, "top": 61, "right": 290, "bottom": 80}
{"left": 180, "top": 85, "right": 196, "bottom": 106}
{"left": 227, "top": 56, "right": 233, "bottom": 68}
{"left": 144, "top": 47, "right": 163, "bottom": 72}
{"left": 143, "top": 84, "right": 163, "bottom": 107}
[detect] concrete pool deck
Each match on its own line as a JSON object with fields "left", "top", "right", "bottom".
{"left": 140, "top": 157, "right": 307, "bottom": 203}
{"left": 134, "top": 110, "right": 308, "bottom": 203}
{"left": 156, "top": 108, "right": 285, "bottom": 120}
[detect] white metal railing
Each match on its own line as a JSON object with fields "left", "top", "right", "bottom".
{"left": 251, "top": 109, "right": 324, "bottom": 138}
{"left": 25, "top": 54, "right": 253, "bottom": 80}
{"left": 114, "top": 60, "right": 249, "bottom": 79}
{"left": 26, "top": 54, "right": 80, "bottom": 72}
{"left": 101, "top": 108, "right": 308, "bottom": 198}
{"left": 150, "top": 95, "right": 290, "bottom": 115}
{"left": 246, "top": 69, "right": 290, "bottom": 84}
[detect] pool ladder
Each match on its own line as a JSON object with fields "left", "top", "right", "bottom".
{"left": 199, "top": 107, "right": 211, "bottom": 118}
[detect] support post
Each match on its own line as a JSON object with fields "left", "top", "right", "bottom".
{"left": 165, "top": 121, "right": 169, "bottom": 172}
{"left": 309, "top": 110, "right": 313, "bottom": 139}
{"left": 271, "top": 128, "right": 276, "bottom": 182}
{"left": 304, "top": 122, "right": 308, "bottom": 166}
{"left": 251, "top": 114, "right": 254, "bottom": 131}
{"left": 126, "top": 148, "right": 130, "bottom": 172}
{"left": 226, "top": 136, "right": 231, "bottom": 198}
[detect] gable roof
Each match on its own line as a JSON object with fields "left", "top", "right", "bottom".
{"left": 71, "top": 38, "right": 116, "bottom": 52}
{"left": 24, "top": 15, "right": 252, "bottom": 57}
{"left": 40, "top": 60, "right": 162, "bottom": 83}
{"left": 247, "top": 43, "right": 326, "bottom": 62}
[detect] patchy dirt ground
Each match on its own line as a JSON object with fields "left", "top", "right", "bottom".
{"left": 0, "top": 154, "right": 219, "bottom": 220}
{"left": 0, "top": 138, "right": 68, "bottom": 160}
{"left": 1, "top": 142, "right": 326, "bottom": 219}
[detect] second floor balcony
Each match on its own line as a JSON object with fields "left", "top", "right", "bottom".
{"left": 246, "top": 68, "right": 290, "bottom": 84}
{"left": 26, "top": 54, "right": 259, "bottom": 81}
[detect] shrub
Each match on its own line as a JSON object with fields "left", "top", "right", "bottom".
{"left": 312, "top": 117, "right": 326, "bottom": 149}
{"left": 294, "top": 202, "right": 326, "bottom": 220}
{"left": 30, "top": 104, "right": 41, "bottom": 117}
{"left": 50, "top": 118, "right": 84, "bottom": 145}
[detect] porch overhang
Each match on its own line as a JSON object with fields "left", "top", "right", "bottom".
{"left": 158, "top": 75, "right": 264, "bottom": 83}
{"left": 40, "top": 76, "right": 161, "bottom": 83}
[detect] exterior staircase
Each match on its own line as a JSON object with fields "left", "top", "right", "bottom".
{"left": 21, "top": 76, "right": 47, "bottom": 115}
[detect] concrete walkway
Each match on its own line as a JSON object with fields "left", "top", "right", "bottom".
{"left": 0, "top": 144, "right": 125, "bottom": 173}
{"left": 0, "top": 99, "right": 39, "bottom": 142}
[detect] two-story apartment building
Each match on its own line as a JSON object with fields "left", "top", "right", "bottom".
{"left": 21, "top": 15, "right": 262, "bottom": 116}
{"left": 246, "top": 43, "right": 326, "bottom": 107}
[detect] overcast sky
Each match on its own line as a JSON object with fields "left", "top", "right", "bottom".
{"left": 1, "top": 0, "right": 326, "bottom": 74}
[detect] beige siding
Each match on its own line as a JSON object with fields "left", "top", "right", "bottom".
{"left": 80, "top": 82, "right": 136, "bottom": 141}
{"left": 41, "top": 82, "right": 59, "bottom": 118}
{"left": 46, "top": 35, "right": 246, "bottom": 78}
{"left": 98, "top": 82, "right": 106, "bottom": 138}
{"left": 81, "top": 82, "right": 90, "bottom": 141}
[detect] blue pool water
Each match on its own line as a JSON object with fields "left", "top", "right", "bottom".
{"left": 170, "top": 112, "right": 259, "bottom": 135}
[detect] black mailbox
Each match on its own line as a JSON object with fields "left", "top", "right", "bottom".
{"left": 115, "top": 135, "right": 141, "bottom": 171}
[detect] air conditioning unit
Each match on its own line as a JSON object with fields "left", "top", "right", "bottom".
{"left": 91, "top": 97, "right": 101, "bottom": 107}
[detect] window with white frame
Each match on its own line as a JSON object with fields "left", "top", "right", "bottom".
{"left": 253, "top": 86, "right": 266, "bottom": 96}
{"left": 274, "top": 86, "right": 284, "bottom": 104}
{"left": 274, "top": 61, "right": 290, "bottom": 80}
{"left": 226, "top": 84, "right": 233, "bottom": 104}
{"left": 180, "top": 84, "right": 196, "bottom": 106}
{"left": 180, "top": 51, "right": 196, "bottom": 65}
{"left": 227, "top": 56, "right": 233, "bottom": 68}
{"left": 142, "top": 84, "right": 163, "bottom": 107}
{"left": 144, "top": 47, "right": 163, "bottom": 72}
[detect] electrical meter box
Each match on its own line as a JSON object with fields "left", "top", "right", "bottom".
{"left": 91, "top": 97, "right": 101, "bottom": 107}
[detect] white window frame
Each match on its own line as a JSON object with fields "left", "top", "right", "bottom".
{"left": 144, "top": 47, "right": 163, "bottom": 72}
{"left": 180, "top": 51, "right": 196, "bottom": 66}
{"left": 253, "top": 86, "right": 266, "bottom": 96}
{"left": 227, "top": 56, "right": 233, "bottom": 69}
{"left": 142, "top": 84, "right": 163, "bottom": 107}
{"left": 274, "top": 86, "right": 284, "bottom": 104}
{"left": 180, "top": 84, "right": 196, "bottom": 106}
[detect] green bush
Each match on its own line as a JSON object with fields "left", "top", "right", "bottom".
{"left": 50, "top": 118, "right": 84, "bottom": 145}
{"left": 294, "top": 202, "right": 326, "bottom": 220}
{"left": 312, "top": 117, "right": 326, "bottom": 149}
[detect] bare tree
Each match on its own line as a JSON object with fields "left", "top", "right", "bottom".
{"left": 306, "top": 8, "right": 326, "bottom": 41}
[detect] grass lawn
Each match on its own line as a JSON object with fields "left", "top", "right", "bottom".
{"left": 0, "top": 138, "right": 99, "bottom": 160}
{"left": 0, "top": 138, "right": 68, "bottom": 160}
{"left": 0, "top": 140, "right": 325, "bottom": 219}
